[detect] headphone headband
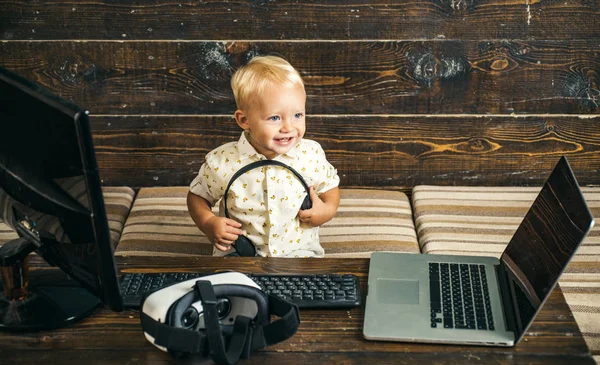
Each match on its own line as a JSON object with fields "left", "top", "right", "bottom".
{"left": 223, "top": 160, "right": 310, "bottom": 219}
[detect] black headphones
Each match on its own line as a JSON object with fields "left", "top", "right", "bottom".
{"left": 223, "top": 160, "right": 312, "bottom": 257}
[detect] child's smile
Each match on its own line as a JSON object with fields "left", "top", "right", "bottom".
{"left": 274, "top": 136, "right": 295, "bottom": 145}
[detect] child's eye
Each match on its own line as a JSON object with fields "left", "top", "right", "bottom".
{"left": 294, "top": 112, "right": 304, "bottom": 119}
{"left": 268, "top": 116, "right": 280, "bottom": 122}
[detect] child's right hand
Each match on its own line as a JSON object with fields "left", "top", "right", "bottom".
{"left": 205, "top": 216, "right": 243, "bottom": 252}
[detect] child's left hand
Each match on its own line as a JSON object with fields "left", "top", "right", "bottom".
{"left": 297, "top": 187, "right": 335, "bottom": 227}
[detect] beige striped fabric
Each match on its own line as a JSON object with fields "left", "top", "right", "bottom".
{"left": 323, "top": 189, "right": 419, "bottom": 257}
{"left": 0, "top": 220, "right": 18, "bottom": 244}
{"left": 115, "top": 187, "right": 419, "bottom": 258}
{"left": 0, "top": 186, "right": 135, "bottom": 251}
{"left": 103, "top": 187, "right": 137, "bottom": 250}
{"left": 412, "top": 185, "right": 600, "bottom": 360}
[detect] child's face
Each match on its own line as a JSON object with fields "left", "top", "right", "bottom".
{"left": 235, "top": 83, "right": 306, "bottom": 159}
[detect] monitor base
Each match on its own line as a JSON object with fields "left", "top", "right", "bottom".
{"left": 0, "top": 285, "right": 100, "bottom": 331}
{"left": 0, "top": 238, "right": 100, "bottom": 332}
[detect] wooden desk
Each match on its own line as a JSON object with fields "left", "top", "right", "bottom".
{"left": 0, "top": 256, "right": 594, "bottom": 365}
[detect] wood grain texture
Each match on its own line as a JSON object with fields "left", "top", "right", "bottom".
{"left": 89, "top": 115, "right": 600, "bottom": 188}
{"left": 1, "top": 41, "right": 599, "bottom": 115}
{"left": 1, "top": 0, "right": 599, "bottom": 41}
{"left": 0, "top": 257, "right": 593, "bottom": 365}
{"left": 0, "top": 351, "right": 596, "bottom": 365}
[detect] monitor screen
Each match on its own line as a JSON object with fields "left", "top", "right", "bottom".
{"left": 0, "top": 66, "right": 123, "bottom": 331}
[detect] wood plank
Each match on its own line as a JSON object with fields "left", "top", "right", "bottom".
{"left": 0, "top": 351, "right": 595, "bottom": 365}
{"left": 1, "top": 41, "right": 599, "bottom": 115}
{"left": 1, "top": 0, "right": 599, "bottom": 41}
{"left": 90, "top": 115, "right": 600, "bottom": 188}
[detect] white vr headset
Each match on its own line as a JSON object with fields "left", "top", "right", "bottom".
{"left": 140, "top": 272, "right": 300, "bottom": 365}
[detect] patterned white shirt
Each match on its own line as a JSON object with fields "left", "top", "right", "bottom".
{"left": 190, "top": 131, "right": 339, "bottom": 257}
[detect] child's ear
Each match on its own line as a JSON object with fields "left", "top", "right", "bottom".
{"left": 234, "top": 110, "right": 249, "bottom": 130}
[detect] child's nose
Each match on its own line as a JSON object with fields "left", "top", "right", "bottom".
{"left": 280, "top": 118, "right": 293, "bottom": 132}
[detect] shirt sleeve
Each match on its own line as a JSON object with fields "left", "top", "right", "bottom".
{"left": 313, "top": 143, "right": 340, "bottom": 195}
{"left": 189, "top": 155, "right": 223, "bottom": 206}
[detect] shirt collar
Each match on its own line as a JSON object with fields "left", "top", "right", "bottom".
{"left": 236, "top": 131, "right": 258, "bottom": 159}
{"left": 236, "top": 131, "right": 301, "bottom": 161}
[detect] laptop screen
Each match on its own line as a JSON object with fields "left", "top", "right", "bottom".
{"left": 500, "top": 156, "right": 594, "bottom": 341}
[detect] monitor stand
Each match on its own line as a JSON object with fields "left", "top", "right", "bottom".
{"left": 0, "top": 238, "right": 100, "bottom": 331}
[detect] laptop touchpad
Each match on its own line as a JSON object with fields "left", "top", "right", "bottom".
{"left": 376, "top": 278, "right": 419, "bottom": 305}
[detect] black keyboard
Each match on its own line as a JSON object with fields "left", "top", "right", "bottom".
{"left": 120, "top": 272, "right": 361, "bottom": 309}
{"left": 429, "top": 262, "right": 495, "bottom": 331}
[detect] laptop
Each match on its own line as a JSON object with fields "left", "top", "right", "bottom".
{"left": 363, "top": 156, "right": 595, "bottom": 346}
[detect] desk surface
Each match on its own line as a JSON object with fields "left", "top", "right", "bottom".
{"left": 0, "top": 256, "right": 595, "bottom": 365}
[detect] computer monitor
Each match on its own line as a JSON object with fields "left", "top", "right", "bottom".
{"left": 0, "top": 66, "right": 123, "bottom": 331}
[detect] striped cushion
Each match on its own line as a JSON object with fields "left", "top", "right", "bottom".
{"left": 0, "top": 186, "right": 135, "bottom": 251}
{"left": 103, "top": 187, "right": 137, "bottom": 250}
{"left": 412, "top": 185, "right": 600, "bottom": 359}
{"left": 324, "top": 189, "right": 418, "bottom": 257}
{"left": 115, "top": 187, "right": 419, "bottom": 258}
{"left": 0, "top": 220, "right": 18, "bottom": 245}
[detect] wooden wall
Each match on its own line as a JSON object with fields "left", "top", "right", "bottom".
{"left": 1, "top": 1, "right": 599, "bottom": 190}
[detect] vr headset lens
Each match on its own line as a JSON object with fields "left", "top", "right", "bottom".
{"left": 181, "top": 307, "right": 199, "bottom": 329}
{"left": 180, "top": 298, "right": 232, "bottom": 330}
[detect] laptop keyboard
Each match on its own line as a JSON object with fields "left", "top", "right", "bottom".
{"left": 429, "top": 262, "right": 495, "bottom": 330}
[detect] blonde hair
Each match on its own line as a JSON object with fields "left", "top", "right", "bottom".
{"left": 231, "top": 55, "right": 304, "bottom": 111}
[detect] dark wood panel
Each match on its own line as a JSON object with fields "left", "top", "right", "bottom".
{"left": 1, "top": 41, "right": 599, "bottom": 115}
{"left": 1, "top": 0, "right": 599, "bottom": 41}
{"left": 89, "top": 115, "right": 600, "bottom": 188}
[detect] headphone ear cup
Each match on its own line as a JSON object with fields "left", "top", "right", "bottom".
{"left": 234, "top": 235, "right": 256, "bottom": 257}
{"left": 301, "top": 195, "right": 312, "bottom": 210}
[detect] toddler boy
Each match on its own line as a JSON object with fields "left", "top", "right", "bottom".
{"left": 187, "top": 55, "right": 340, "bottom": 257}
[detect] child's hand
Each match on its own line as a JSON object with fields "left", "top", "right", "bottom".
{"left": 205, "top": 216, "right": 243, "bottom": 251}
{"left": 297, "top": 187, "right": 329, "bottom": 227}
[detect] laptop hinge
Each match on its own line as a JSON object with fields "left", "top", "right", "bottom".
{"left": 495, "top": 263, "right": 518, "bottom": 335}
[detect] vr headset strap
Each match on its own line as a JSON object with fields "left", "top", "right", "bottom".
{"left": 250, "top": 294, "right": 300, "bottom": 351}
{"left": 140, "top": 311, "right": 208, "bottom": 355}
{"left": 196, "top": 280, "right": 253, "bottom": 365}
